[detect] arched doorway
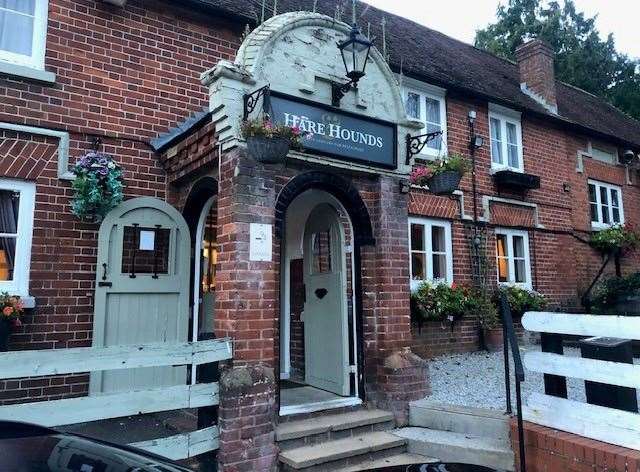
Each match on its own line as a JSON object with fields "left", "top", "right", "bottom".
{"left": 276, "top": 172, "right": 374, "bottom": 415}
{"left": 91, "top": 197, "right": 191, "bottom": 393}
{"left": 182, "top": 178, "right": 218, "bottom": 384}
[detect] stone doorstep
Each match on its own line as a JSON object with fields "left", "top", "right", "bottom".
{"left": 335, "top": 453, "right": 439, "bottom": 472}
{"left": 409, "top": 400, "right": 511, "bottom": 441}
{"left": 278, "top": 431, "right": 406, "bottom": 469}
{"left": 394, "top": 427, "right": 515, "bottom": 472}
{"left": 276, "top": 409, "right": 395, "bottom": 441}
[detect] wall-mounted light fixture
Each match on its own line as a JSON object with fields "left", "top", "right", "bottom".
{"left": 331, "top": 21, "right": 372, "bottom": 107}
{"left": 467, "top": 110, "right": 483, "bottom": 150}
{"left": 621, "top": 149, "right": 637, "bottom": 165}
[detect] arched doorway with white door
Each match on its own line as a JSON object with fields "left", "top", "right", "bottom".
{"left": 90, "top": 197, "right": 191, "bottom": 394}
{"left": 277, "top": 172, "right": 375, "bottom": 416}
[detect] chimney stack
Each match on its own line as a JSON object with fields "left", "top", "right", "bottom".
{"left": 515, "top": 39, "right": 557, "bottom": 113}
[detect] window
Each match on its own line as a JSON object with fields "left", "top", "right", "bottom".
{"left": 588, "top": 180, "right": 624, "bottom": 229}
{"left": 409, "top": 217, "right": 453, "bottom": 290}
{"left": 489, "top": 105, "right": 523, "bottom": 172}
{"left": 0, "top": 179, "right": 35, "bottom": 296}
{"left": 0, "top": 0, "right": 48, "bottom": 69}
{"left": 495, "top": 228, "right": 531, "bottom": 287}
{"left": 589, "top": 141, "right": 619, "bottom": 165}
{"left": 403, "top": 85, "right": 447, "bottom": 157}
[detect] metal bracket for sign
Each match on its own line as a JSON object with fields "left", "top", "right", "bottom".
{"left": 243, "top": 85, "right": 271, "bottom": 121}
{"left": 405, "top": 130, "right": 443, "bottom": 164}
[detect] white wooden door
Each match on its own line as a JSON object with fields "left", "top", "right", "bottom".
{"left": 91, "top": 197, "right": 191, "bottom": 394}
{"left": 303, "top": 204, "right": 349, "bottom": 396}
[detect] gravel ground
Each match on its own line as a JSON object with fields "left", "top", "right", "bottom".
{"left": 427, "top": 344, "right": 640, "bottom": 410}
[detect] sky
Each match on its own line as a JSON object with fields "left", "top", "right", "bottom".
{"left": 362, "top": 0, "right": 640, "bottom": 59}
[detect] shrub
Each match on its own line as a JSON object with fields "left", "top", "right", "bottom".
{"left": 591, "top": 272, "right": 640, "bottom": 315}
{"left": 496, "top": 285, "right": 547, "bottom": 318}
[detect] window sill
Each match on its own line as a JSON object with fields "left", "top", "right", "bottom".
{"left": 0, "top": 62, "right": 56, "bottom": 85}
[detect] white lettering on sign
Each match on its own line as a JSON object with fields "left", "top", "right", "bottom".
{"left": 283, "top": 112, "right": 384, "bottom": 148}
{"left": 249, "top": 223, "right": 272, "bottom": 262}
{"left": 139, "top": 230, "right": 155, "bottom": 251}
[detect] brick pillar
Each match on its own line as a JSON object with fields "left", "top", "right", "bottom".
{"left": 214, "top": 147, "right": 278, "bottom": 366}
{"left": 376, "top": 348, "right": 430, "bottom": 426}
{"left": 214, "top": 147, "right": 279, "bottom": 471}
{"left": 363, "top": 176, "right": 430, "bottom": 423}
{"left": 218, "top": 365, "right": 278, "bottom": 472}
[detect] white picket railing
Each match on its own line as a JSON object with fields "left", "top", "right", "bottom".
{"left": 522, "top": 312, "right": 640, "bottom": 450}
{"left": 0, "top": 338, "right": 233, "bottom": 460}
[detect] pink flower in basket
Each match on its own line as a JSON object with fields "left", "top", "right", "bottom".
{"left": 410, "top": 166, "right": 433, "bottom": 186}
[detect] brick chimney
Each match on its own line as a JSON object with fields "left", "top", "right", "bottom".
{"left": 515, "top": 39, "right": 557, "bottom": 113}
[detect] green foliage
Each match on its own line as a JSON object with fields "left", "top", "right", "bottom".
{"left": 240, "top": 118, "right": 307, "bottom": 149}
{"left": 411, "top": 282, "right": 498, "bottom": 327}
{"left": 475, "top": 0, "right": 640, "bottom": 121}
{"left": 496, "top": 285, "right": 547, "bottom": 317}
{"left": 589, "top": 224, "right": 640, "bottom": 254}
{"left": 591, "top": 272, "right": 640, "bottom": 315}
{"left": 71, "top": 152, "right": 124, "bottom": 222}
{"left": 410, "top": 153, "right": 471, "bottom": 186}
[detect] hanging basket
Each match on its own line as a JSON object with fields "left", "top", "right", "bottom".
{"left": 427, "top": 170, "right": 462, "bottom": 195}
{"left": 246, "top": 136, "right": 291, "bottom": 163}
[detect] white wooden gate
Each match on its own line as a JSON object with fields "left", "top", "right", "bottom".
{"left": 0, "top": 338, "right": 232, "bottom": 460}
{"left": 522, "top": 312, "right": 640, "bottom": 450}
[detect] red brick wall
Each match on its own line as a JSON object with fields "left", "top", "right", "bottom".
{"left": 0, "top": 0, "right": 241, "bottom": 403}
{"left": 408, "top": 92, "right": 640, "bottom": 313}
{"left": 511, "top": 421, "right": 640, "bottom": 472}
{"left": 410, "top": 318, "right": 479, "bottom": 359}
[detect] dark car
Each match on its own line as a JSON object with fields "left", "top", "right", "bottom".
{"left": 0, "top": 421, "right": 194, "bottom": 472}
{"left": 0, "top": 421, "right": 503, "bottom": 472}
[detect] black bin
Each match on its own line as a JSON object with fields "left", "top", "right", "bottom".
{"left": 579, "top": 336, "right": 638, "bottom": 413}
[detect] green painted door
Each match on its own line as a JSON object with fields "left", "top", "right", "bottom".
{"left": 90, "top": 197, "right": 191, "bottom": 394}
{"left": 303, "top": 204, "right": 349, "bottom": 396}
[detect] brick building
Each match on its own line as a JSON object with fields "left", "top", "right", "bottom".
{"left": 1, "top": 1, "right": 639, "bottom": 471}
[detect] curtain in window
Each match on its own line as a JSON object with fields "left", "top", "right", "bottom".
{"left": 0, "top": 0, "right": 36, "bottom": 56}
{"left": 0, "top": 190, "right": 18, "bottom": 280}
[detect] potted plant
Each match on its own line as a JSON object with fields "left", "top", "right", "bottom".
{"left": 410, "top": 153, "right": 470, "bottom": 195}
{"left": 0, "top": 293, "right": 24, "bottom": 352}
{"left": 590, "top": 224, "right": 640, "bottom": 255}
{"left": 240, "top": 118, "right": 306, "bottom": 163}
{"left": 468, "top": 290, "right": 502, "bottom": 351}
{"left": 71, "top": 151, "right": 124, "bottom": 222}
{"left": 410, "top": 281, "right": 472, "bottom": 328}
{"left": 496, "top": 285, "right": 547, "bottom": 318}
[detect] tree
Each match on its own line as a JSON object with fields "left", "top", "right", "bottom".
{"left": 475, "top": 0, "right": 640, "bottom": 121}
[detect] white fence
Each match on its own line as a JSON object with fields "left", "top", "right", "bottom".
{"left": 0, "top": 338, "right": 233, "bottom": 460}
{"left": 522, "top": 312, "right": 640, "bottom": 450}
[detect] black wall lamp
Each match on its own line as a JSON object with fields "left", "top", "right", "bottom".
{"left": 331, "top": 20, "right": 373, "bottom": 107}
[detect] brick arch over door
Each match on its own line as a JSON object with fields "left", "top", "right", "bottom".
{"left": 274, "top": 171, "right": 375, "bottom": 247}
{"left": 275, "top": 171, "right": 374, "bottom": 400}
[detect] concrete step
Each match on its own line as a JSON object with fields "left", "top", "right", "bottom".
{"left": 278, "top": 431, "right": 406, "bottom": 471}
{"left": 410, "top": 399, "right": 511, "bottom": 441}
{"left": 335, "top": 453, "right": 439, "bottom": 471}
{"left": 276, "top": 409, "right": 395, "bottom": 450}
{"left": 394, "top": 427, "right": 515, "bottom": 472}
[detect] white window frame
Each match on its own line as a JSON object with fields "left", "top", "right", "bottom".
{"left": 489, "top": 104, "right": 524, "bottom": 172}
{"left": 0, "top": 179, "right": 35, "bottom": 297}
{"left": 402, "top": 81, "right": 447, "bottom": 158}
{"left": 408, "top": 217, "right": 453, "bottom": 291}
{"left": 0, "top": 0, "right": 49, "bottom": 69}
{"left": 495, "top": 228, "right": 532, "bottom": 289}
{"left": 588, "top": 179, "right": 624, "bottom": 229}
